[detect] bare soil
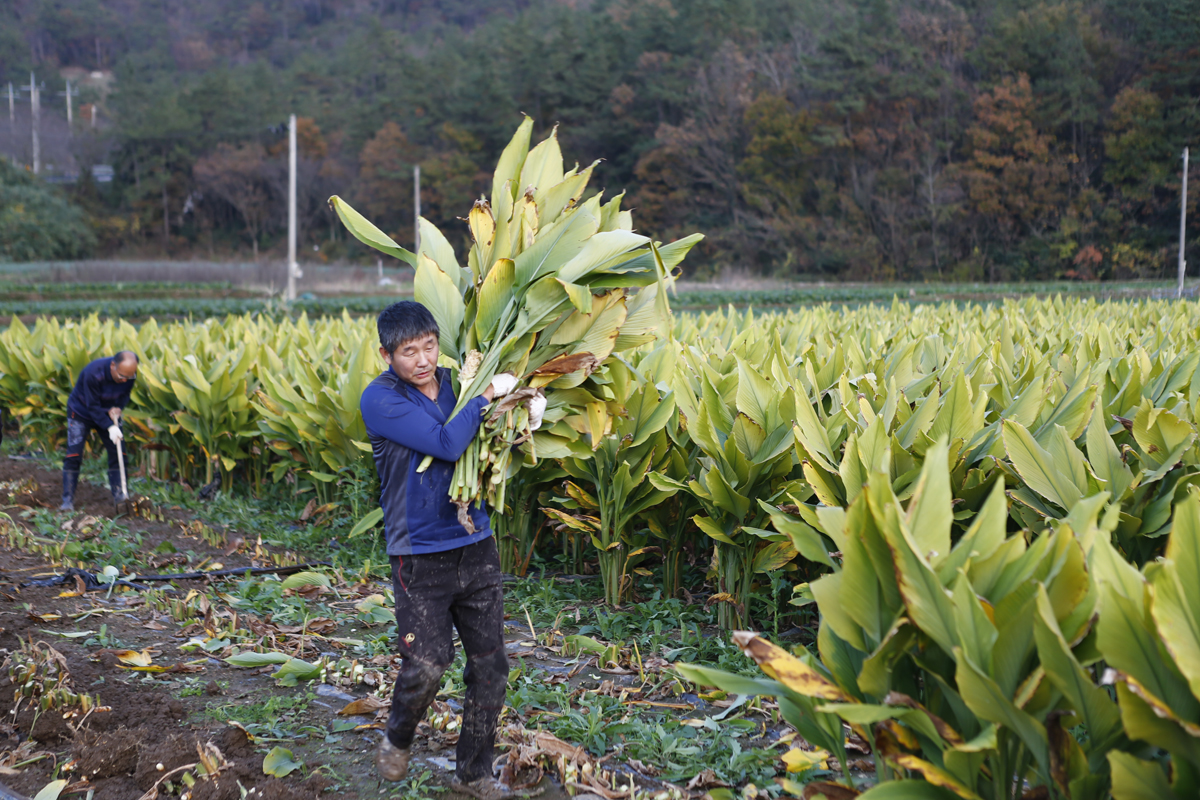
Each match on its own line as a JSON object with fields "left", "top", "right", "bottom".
{"left": 0, "top": 456, "right": 567, "bottom": 800}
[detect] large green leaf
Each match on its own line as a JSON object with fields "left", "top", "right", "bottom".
{"left": 1115, "top": 682, "right": 1200, "bottom": 769}
{"left": 1150, "top": 492, "right": 1200, "bottom": 699}
{"left": 519, "top": 127, "right": 565, "bottom": 196}
{"left": 263, "top": 746, "right": 304, "bottom": 778}
{"left": 1133, "top": 401, "right": 1196, "bottom": 476}
{"left": 759, "top": 501, "right": 835, "bottom": 567}
{"left": 414, "top": 253, "right": 466, "bottom": 360}
{"left": 952, "top": 571, "right": 998, "bottom": 672}
{"left": 856, "top": 781, "right": 960, "bottom": 800}
{"left": 328, "top": 196, "right": 417, "bottom": 266}
{"left": 905, "top": 438, "right": 952, "bottom": 566}
{"left": 930, "top": 372, "right": 986, "bottom": 444}
{"left": 811, "top": 570, "right": 868, "bottom": 652}
{"left": 887, "top": 514, "right": 958, "bottom": 658}
{"left": 1033, "top": 585, "right": 1122, "bottom": 750}
{"left": 736, "top": 357, "right": 776, "bottom": 428}
{"left": 1003, "top": 419, "right": 1084, "bottom": 509}
{"left": 794, "top": 385, "right": 838, "bottom": 472}
{"left": 673, "top": 663, "right": 785, "bottom": 697}
{"left": 491, "top": 116, "right": 533, "bottom": 206}
{"left": 1098, "top": 584, "right": 1200, "bottom": 726}
{"left": 955, "top": 649, "right": 1050, "bottom": 774}
{"left": 475, "top": 258, "right": 516, "bottom": 345}
{"left": 1086, "top": 409, "right": 1135, "bottom": 500}
{"left": 538, "top": 162, "right": 596, "bottom": 227}
{"left": 1108, "top": 751, "right": 1179, "bottom": 800}
{"left": 226, "top": 651, "right": 292, "bottom": 667}
{"left": 557, "top": 230, "right": 650, "bottom": 284}
{"left": 1034, "top": 375, "right": 1097, "bottom": 442}
{"left": 418, "top": 217, "right": 465, "bottom": 291}
{"left": 512, "top": 204, "right": 598, "bottom": 286}
{"left": 938, "top": 479, "right": 1007, "bottom": 582}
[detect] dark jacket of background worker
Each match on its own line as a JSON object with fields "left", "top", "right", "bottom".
{"left": 61, "top": 351, "right": 139, "bottom": 510}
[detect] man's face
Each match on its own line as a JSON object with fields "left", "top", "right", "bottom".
{"left": 110, "top": 360, "right": 138, "bottom": 383}
{"left": 381, "top": 333, "right": 439, "bottom": 391}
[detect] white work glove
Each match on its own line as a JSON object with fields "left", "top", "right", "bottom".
{"left": 490, "top": 373, "right": 518, "bottom": 399}
{"left": 108, "top": 425, "right": 124, "bottom": 444}
{"left": 528, "top": 393, "right": 547, "bottom": 431}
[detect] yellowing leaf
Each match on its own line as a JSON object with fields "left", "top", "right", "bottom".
{"left": 32, "top": 779, "right": 67, "bottom": 800}
{"left": 338, "top": 697, "right": 388, "bottom": 716}
{"left": 731, "top": 631, "right": 851, "bottom": 701}
{"left": 782, "top": 747, "right": 829, "bottom": 772}
{"left": 112, "top": 649, "right": 154, "bottom": 667}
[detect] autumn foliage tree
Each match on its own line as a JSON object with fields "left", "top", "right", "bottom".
{"left": 959, "top": 74, "right": 1070, "bottom": 278}
{"left": 193, "top": 143, "right": 272, "bottom": 259}
{"left": 355, "top": 122, "right": 422, "bottom": 246}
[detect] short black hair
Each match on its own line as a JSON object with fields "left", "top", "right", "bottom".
{"left": 377, "top": 301, "right": 439, "bottom": 357}
{"left": 114, "top": 350, "right": 139, "bottom": 366}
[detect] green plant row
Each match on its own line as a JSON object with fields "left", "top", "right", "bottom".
{"left": 0, "top": 311, "right": 376, "bottom": 501}
{"left": 2, "top": 295, "right": 1198, "bottom": 608}
{"left": 682, "top": 443, "right": 1200, "bottom": 800}
{"left": 0, "top": 295, "right": 402, "bottom": 319}
{"left": 0, "top": 280, "right": 237, "bottom": 299}
{"left": 3, "top": 280, "right": 1183, "bottom": 321}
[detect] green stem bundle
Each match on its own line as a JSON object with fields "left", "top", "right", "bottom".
{"left": 449, "top": 398, "right": 532, "bottom": 532}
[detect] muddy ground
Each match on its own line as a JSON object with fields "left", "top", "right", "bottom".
{"left": 0, "top": 456, "right": 582, "bottom": 800}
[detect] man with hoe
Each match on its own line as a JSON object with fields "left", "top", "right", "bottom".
{"left": 61, "top": 351, "right": 139, "bottom": 511}
{"left": 361, "top": 301, "right": 542, "bottom": 800}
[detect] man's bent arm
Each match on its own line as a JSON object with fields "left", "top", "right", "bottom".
{"left": 362, "top": 388, "right": 488, "bottom": 463}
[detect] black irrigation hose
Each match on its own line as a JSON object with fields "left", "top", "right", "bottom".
{"left": 0, "top": 781, "right": 29, "bottom": 800}
{"left": 18, "top": 561, "right": 333, "bottom": 592}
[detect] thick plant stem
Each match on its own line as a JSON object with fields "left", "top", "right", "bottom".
{"left": 662, "top": 546, "right": 683, "bottom": 600}
{"left": 596, "top": 488, "right": 626, "bottom": 606}
{"left": 597, "top": 546, "right": 626, "bottom": 607}
{"left": 662, "top": 516, "right": 689, "bottom": 598}
{"left": 495, "top": 479, "right": 541, "bottom": 576}
{"left": 716, "top": 541, "right": 755, "bottom": 630}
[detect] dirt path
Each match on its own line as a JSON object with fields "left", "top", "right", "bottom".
{"left": 0, "top": 457, "right": 574, "bottom": 800}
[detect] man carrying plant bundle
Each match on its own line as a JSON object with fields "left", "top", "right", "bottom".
{"left": 61, "top": 350, "right": 139, "bottom": 511}
{"left": 361, "top": 301, "right": 542, "bottom": 800}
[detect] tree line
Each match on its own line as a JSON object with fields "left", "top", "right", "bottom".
{"left": 1, "top": 0, "right": 1197, "bottom": 281}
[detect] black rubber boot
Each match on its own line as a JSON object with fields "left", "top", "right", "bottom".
{"left": 61, "top": 469, "right": 80, "bottom": 511}
{"left": 108, "top": 469, "right": 127, "bottom": 503}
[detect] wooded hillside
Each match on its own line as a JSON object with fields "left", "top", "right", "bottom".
{"left": 1, "top": 0, "right": 1196, "bottom": 281}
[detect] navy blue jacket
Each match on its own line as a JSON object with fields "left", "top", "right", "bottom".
{"left": 66, "top": 357, "right": 135, "bottom": 430}
{"left": 360, "top": 366, "right": 492, "bottom": 555}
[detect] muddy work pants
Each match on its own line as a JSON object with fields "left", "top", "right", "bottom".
{"left": 386, "top": 537, "right": 509, "bottom": 783}
{"left": 64, "top": 412, "right": 125, "bottom": 494}
{"left": 65, "top": 412, "right": 123, "bottom": 473}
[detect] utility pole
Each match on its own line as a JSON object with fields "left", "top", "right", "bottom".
{"left": 6, "top": 83, "right": 12, "bottom": 168}
{"left": 1179, "top": 147, "right": 1189, "bottom": 299}
{"left": 413, "top": 164, "right": 421, "bottom": 252}
{"left": 30, "top": 73, "right": 40, "bottom": 175}
{"left": 64, "top": 79, "right": 72, "bottom": 126}
{"left": 91, "top": 104, "right": 96, "bottom": 128}
{"left": 6, "top": 83, "right": 13, "bottom": 168}
{"left": 287, "top": 114, "right": 298, "bottom": 302}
